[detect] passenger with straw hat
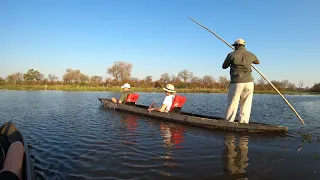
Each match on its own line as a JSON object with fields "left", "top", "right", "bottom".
{"left": 148, "top": 84, "right": 176, "bottom": 113}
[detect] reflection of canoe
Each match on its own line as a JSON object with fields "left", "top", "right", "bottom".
{"left": 98, "top": 98, "right": 288, "bottom": 133}
{"left": 0, "top": 122, "right": 36, "bottom": 180}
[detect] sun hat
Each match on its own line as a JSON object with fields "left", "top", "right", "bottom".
{"left": 163, "top": 84, "right": 176, "bottom": 93}
{"left": 121, "top": 83, "right": 130, "bottom": 89}
{"left": 232, "top": 38, "right": 246, "bottom": 46}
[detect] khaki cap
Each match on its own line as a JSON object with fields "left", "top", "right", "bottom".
{"left": 232, "top": 39, "right": 246, "bottom": 46}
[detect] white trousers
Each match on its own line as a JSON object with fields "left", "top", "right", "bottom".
{"left": 225, "top": 82, "right": 254, "bottom": 124}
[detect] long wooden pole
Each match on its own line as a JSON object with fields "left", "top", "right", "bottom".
{"left": 189, "top": 17, "right": 305, "bottom": 125}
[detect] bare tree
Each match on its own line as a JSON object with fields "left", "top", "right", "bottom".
{"left": 202, "top": 75, "right": 215, "bottom": 88}
{"left": 48, "top": 74, "right": 58, "bottom": 83}
{"left": 219, "top": 76, "right": 230, "bottom": 89}
{"left": 6, "top": 72, "right": 23, "bottom": 85}
{"left": 145, "top": 76, "right": 152, "bottom": 84}
{"left": 80, "top": 74, "right": 89, "bottom": 83}
{"left": 270, "top": 80, "right": 282, "bottom": 90}
{"left": 281, "top": 80, "right": 289, "bottom": 90}
{"left": 105, "top": 77, "right": 113, "bottom": 87}
{"left": 160, "top": 73, "right": 170, "bottom": 83}
{"left": 299, "top": 81, "right": 304, "bottom": 89}
{"left": 170, "top": 75, "right": 181, "bottom": 84}
{"left": 190, "top": 76, "right": 201, "bottom": 89}
{"left": 257, "top": 77, "right": 266, "bottom": 85}
{"left": 107, "top": 61, "right": 132, "bottom": 82}
{"left": 178, "top": 70, "right": 193, "bottom": 82}
{"left": 90, "top": 76, "right": 103, "bottom": 86}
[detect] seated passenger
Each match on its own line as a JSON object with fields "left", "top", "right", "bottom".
{"left": 148, "top": 84, "right": 176, "bottom": 113}
{"left": 112, "top": 83, "right": 132, "bottom": 104}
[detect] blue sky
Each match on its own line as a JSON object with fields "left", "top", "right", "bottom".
{"left": 0, "top": 0, "right": 319, "bottom": 87}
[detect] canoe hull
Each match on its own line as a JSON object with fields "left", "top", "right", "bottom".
{"left": 98, "top": 98, "right": 288, "bottom": 133}
{"left": 0, "top": 122, "right": 36, "bottom": 180}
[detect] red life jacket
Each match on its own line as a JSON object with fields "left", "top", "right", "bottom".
{"left": 126, "top": 93, "right": 139, "bottom": 103}
{"left": 169, "top": 95, "right": 187, "bottom": 112}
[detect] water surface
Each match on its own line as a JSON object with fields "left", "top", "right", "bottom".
{"left": 0, "top": 91, "right": 319, "bottom": 179}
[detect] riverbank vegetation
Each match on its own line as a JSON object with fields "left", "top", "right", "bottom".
{"left": 1, "top": 61, "right": 319, "bottom": 94}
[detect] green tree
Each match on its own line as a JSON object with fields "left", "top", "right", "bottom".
{"left": 287, "top": 83, "right": 297, "bottom": 91}
{"left": 309, "top": 83, "right": 320, "bottom": 92}
{"left": 23, "top": 69, "right": 44, "bottom": 82}
{"left": 270, "top": 80, "right": 282, "bottom": 91}
{"left": 0, "top": 77, "right": 6, "bottom": 85}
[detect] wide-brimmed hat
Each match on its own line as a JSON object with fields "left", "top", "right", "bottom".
{"left": 163, "top": 84, "right": 176, "bottom": 93}
{"left": 121, "top": 83, "right": 130, "bottom": 89}
{"left": 232, "top": 38, "right": 246, "bottom": 46}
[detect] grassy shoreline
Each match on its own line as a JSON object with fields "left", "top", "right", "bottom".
{"left": 0, "top": 85, "right": 318, "bottom": 95}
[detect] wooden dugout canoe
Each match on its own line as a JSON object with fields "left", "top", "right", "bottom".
{"left": 98, "top": 98, "right": 288, "bottom": 133}
{"left": 0, "top": 122, "right": 36, "bottom": 180}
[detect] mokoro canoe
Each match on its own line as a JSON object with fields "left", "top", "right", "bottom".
{"left": 98, "top": 98, "right": 288, "bottom": 133}
{"left": 0, "top": 122, "right": 36, "bottom": 180}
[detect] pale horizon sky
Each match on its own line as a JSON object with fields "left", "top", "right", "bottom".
{"left": 1, "top": 0, "right": 319, "bottom": 87}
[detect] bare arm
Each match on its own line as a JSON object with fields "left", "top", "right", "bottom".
{"left": 149, "top": 104, "right": 167, "bottom": 113}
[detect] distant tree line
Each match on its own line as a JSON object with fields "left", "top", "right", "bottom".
{"left": 0, "top": 61, "right": 319, "bottom": 93}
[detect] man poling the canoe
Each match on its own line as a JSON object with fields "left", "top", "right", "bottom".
{"left": 222, "top": 38, "right": 259, "bottom": 124}
{"left": 188, "top": 17, "right": 305, "bottom": 125}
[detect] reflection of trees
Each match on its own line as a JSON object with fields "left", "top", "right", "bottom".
{"left": 221, "top": 134, "right": 249, "bottom": 179}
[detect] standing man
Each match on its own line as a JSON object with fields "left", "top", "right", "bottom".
{"left": 222, "top": 39, "right": 260, "bottom": 124}
{"left": 112, "top": 83, "right": 132, "bottom": 104}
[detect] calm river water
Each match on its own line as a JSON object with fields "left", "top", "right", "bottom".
{"left": 0, "top": 91, "right": 320, "bottom": 180}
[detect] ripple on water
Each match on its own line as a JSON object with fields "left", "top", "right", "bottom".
{"left": 1, "top": 91, "right": 320, "bottom": 179}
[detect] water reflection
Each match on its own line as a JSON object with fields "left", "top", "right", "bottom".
{"left": 221, "top": 134, "right": 249, "bottom": 180}
{"left": 160, "top": 123, "right": 185, "bottom": 148}
{"left": 120, "top": 114, "right": 140, "bottom": 146}
{"left": 121, "top": 115, "right": 139, "bottom": 133}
